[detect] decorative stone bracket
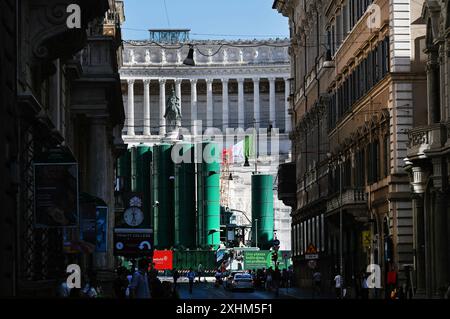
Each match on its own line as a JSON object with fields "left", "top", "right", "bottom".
{"left": 27, "top": 0, "right": 109, "bottom": 65}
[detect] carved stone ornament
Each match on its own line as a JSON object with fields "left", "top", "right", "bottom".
{"left": 28, "top": 0, "right": 108, "bottom": 64}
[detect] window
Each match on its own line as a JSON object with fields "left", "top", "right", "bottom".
{"left": 367, "top": 140, "right": 380, "bottom": 184}
{"left": 336, "top": 13, "right": 342, "bottom": 48}
{"left": 382, "top": 37, "right": 390, "bottom": 75}
{"left": 343, "top": 2, "right": 349, "bottom": 36}
{"left": 331, "top": 24, "right": 336, "bottom": 55}
{"left": 343, "top": 159, "right": 352, "bottom": 188}
{"left": 383, "top": 134, "right": 390, "bottom": 177}
{"left": 355, "top": 148, "right": 366, "bottom": 187}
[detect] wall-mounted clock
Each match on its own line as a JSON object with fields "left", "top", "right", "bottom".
{"left": 123, "top": 206, "right": 144, "bottom": 227}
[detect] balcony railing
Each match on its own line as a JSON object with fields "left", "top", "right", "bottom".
{"left": 406, "top": 123, "right": 448, "bottom": 159}
{"left": 326, "top": 188, "right": 367, "bottom": 213}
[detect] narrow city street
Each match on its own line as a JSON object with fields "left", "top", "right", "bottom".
{"left": 1, "top": 0, "right": 450, "bottom": 309}
{"left": 156, "top": 277, "right": 335, "bottom": 300}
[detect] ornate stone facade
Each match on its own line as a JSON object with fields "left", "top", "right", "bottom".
{"left": 275, "top": 0, "right": 428, "bottom": 295}
{"left": 119, "top": 36, "right": 293, "bottom": 250}
{"left": 0, "top": 0, "right": 125, "bottom": 296}
{"left": 405, "top": 0, "right": 450, "bottom": 298}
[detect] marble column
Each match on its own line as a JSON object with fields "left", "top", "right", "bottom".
{"left": 175, "top": 79, "right": 182, "bottom": 128}
{"left": 190, "top": 79, "right": 198, "bottom": 135}
{"left": 159, "top": 79, "right": 166, "bottom": 135}
{"left": 237, "top": 78, "right": 245, "bottom": 129}
{"left": 284, "top": 77, "right": 292, "bottom": 132}
{"left": 127, "top": 79, "right": 135, "bottom": 136}
{"left": 269, "top": 77, "right": 276, "bottom": 128}
{"left": 222, "top": 78, "right": 229, "bottom": 132}
{"left": 253, "top": 77, "right": 260, "bottom": 129}
{"left": 206, "top": 78, "right": 214, "bottom": 128}
{"left": 143, "top": 79, "right": 151, "bottom": 136}
{"left": 175, "top": 79, "right": 182, "bottom": 109}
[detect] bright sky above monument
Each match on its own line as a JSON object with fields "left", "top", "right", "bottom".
{"left": 122, "top": 0, "right": 289, "bottom": 41}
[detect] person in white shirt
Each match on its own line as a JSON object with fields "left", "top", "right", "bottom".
{"left": 334, "top": 274, "right": 344, "bottom": 299}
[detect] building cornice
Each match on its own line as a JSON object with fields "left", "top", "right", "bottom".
{"left": 119, "top": 65, "right": 290, "bottom": 80}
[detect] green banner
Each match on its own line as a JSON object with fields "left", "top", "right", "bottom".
{"left": 243, "top": 251, "right": 292, "bottom": 270}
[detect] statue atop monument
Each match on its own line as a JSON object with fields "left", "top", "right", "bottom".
{"left": 164, "top": 86, "right": 182, "bottom": 133}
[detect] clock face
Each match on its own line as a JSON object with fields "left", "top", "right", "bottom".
{"left": 123, "top": 207, "right": 144, "bottom": 227}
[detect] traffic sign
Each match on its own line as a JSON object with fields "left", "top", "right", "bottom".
{"left": 305, "top": 243, "right": 317, "bottom": 254}
{"left": 113, "top": 228, "right": 153, "bottom": 257}
{"left": 305, "top": 243, "right": 319, "bottom": 260}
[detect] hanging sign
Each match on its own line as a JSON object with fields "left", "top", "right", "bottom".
{"left": 34, "top": 162, "right": 79, "bottom": 228}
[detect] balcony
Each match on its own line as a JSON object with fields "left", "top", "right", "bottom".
{"left": 277, "top": 162, "right": 296, "bottom": 208}
{"left": 326, "top": 188, "right": 367, "bottom": 216}
{"left": 406, "top": 123, "right": 449, "bottom": 160}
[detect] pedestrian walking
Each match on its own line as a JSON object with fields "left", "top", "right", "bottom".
{"left": 113, "top": 267, "right": 129, "bottom": 299}
{"left": 197, "top": 263, "right": 205, "bottom": 282}
{"left": 281, "top": 269, "right": 288, "bottom": 288}
{"left": 82, "top": 273, "right": 101, "bottom": 298}
{"left": 287, "top": 266, "right": 294, "bottom": 288}
{"left": 150, "top": 276, "right": 164, "bottom": 299}
{"left": 444, "top": 283, "right": 450, "bottom": 299}
{"left": 187, "top": 268, "right": 196, "bottom": 294}
{"left": 265, "top": 267, "right": 273, "bottom": 291}
{"left": 129, "top": 259, "right": 151, "bottom": 299}
{"left": 57, "top": 271, "right": 71, "bottom": 298}
{"left": 361, "top": 272, "right": 369, "bottom": 299}
{"left": 312, "top": 271, "right": 321, "bottom": 297}
{"left": 333, "top": 273, "right": 344, "bottom": 299}
{"left": 273, "top": 267, "right": 281, "bottom": 297}
{"left": 148, "top": 262, "right": 158, "bottom": 281}
{"left": 172, "top": 268, "right": 180, "bottom": 291}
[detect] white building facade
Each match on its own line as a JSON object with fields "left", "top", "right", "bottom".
{"left": 119, "top": 37, "right": 293, "bottom": 250}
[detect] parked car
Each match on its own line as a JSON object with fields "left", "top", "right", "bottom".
{"left": 230, "top": 273, "right": 254, "bottom": 292}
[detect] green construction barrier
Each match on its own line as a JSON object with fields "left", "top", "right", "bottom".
{"left": 133, "top": 145, "right": 152, "bottom": 228}
{"left": 251, "top": 174, "right": 274, "bottom": 249}
{"left": 173, "top": 250, "right": 216, "bottom": 271}
{"left": 196, "top": 142, "right": 221, "bottom": 249}
{"left": 174, "top": 143, "right": 196, "bottom": 248}
{"left": 117, "top": 149, "right": 131, "bottom": 192}
{"left": 153, "top": 143, "right": 174, "bottom": 248}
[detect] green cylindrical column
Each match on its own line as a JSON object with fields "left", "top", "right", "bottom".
{"left": 174, "top": 143, "right": 196, "bottom": 248}
{"left": 152, "top": 143, "right": 174, "bottom": 248}
{"left": 197, "top": 142, "right": 221, "bottom": 249}
{"left": 117, "top": 149, "right": 131, "bottom": 192}
{"left": 252, "top": 174, "right": 274, "bottom": 249}
{"left": 135, "top": 145, "right": 152, "bottom": 228}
